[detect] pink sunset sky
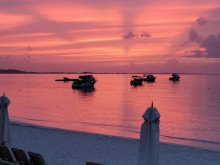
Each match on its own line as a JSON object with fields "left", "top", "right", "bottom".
{"left": 0, "top": 0, "right": 220, "bottom": 73}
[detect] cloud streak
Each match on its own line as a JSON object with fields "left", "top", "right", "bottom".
{"left": 1, "top": 0, "right": 220, "bottom": 73}
{"left": 122, "top": 31, "right": 151, "bottom": 39}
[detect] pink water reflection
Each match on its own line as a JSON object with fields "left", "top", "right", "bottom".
{"left": 1, "top": 74, "right": 220, "bottom": 150}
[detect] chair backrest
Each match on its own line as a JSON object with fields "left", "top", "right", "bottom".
{"left": 28, "top": 151, "right": 47, "bottom": 165}
{"left": 11, "top": 148, "right": 31, "bottom": 165}
{"left": 0, "top": 159, "right": 17, "bottom": 165}
{"left": 0, "top": 145, "right": 16, "bottom": 163}
{"left": 86, "top": 162, "right": 105, "bottom": 165}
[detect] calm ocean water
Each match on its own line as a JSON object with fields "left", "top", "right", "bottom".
{"left": 0, "top": 74, "right": 220, "bottom": 151}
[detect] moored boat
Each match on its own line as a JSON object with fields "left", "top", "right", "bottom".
{"left": 142, "top": 74, "right": 156, "bottom": 82}
{"left": 130, "top": 76, "right": 143, "bottom": 86}
{"left": 72, "top": 73, "right": 97, "bottom": 88}
{"left": 169, "top": 73, "right": 180, "bottom": 81}
{"left": 55, "top": 77, "right": 74, "bottom": 81}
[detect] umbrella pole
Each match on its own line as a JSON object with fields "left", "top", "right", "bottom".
{"left": 149, "top": 121, "right": 151, "bottom": 165}
{"left": 2, "top": 102, "right": 6, "bottom": 145}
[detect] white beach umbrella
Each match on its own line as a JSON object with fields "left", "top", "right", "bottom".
{"left": 138, "top": 102, "right": 160, "bottom": 165}
{"left": 0, "top": 93, "right": 11, "bottom": 146}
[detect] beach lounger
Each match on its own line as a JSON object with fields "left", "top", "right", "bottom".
{"left": 0, "top": 145, "right": 17, "bottom": 164}
{"left": 86, "top": 162, "right": 105, "bottom": 165}
{"left": 11, "top": 148, "right": 31, "bottom": 165}
{"left": 0, "top": 159, "right": 17, "bottom": 165}
{"left": 27, "top": 152, "right": 46, "bottom": 165}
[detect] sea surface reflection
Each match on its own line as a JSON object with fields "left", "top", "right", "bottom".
{"left": 0, "top": 74, "right": 220, "bottom": 151}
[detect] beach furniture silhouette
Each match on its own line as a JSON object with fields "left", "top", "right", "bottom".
{"left": 11, "top": 148, "right": 31, "bottom": 165}
{"left": 86, "top": 162, "right": 105, "bottom": 165}
{"left": 0, "top": 94, "right": 12, "bottom": 147}
{"left": 0, "top": 145, "right": 16, "bottom": 164}
{"left": 138, "top": 102, "right": 160, "bottom": 165}
{"left": 0, "top": 159, "right": 17, "bottom": 165}
{"left": 27, "top": 151, "right": 46, "bottom": 165}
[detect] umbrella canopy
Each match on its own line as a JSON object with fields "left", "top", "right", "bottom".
{"left": 0, "top": 94, "right": 11, "bottom": 146}
{"left": 138, "top": 102, "right": 160, "bottom": 165}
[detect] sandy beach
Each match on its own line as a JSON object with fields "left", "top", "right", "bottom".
{"left": 10, "top": 122, "right": 220, "bottom": 165}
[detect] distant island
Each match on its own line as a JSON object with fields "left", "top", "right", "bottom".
{"left": 0, "top": 69, "right": 36, "bottom": 74}
{"left": 0, "top": 69, "right": 218, "bottom": 75}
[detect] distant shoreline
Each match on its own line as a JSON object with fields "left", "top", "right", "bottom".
{"left": 0, "top": 69, "right": 36, "bottom": 74}
{"left": 0, "top": 69, "right": 219, "bottom": 75}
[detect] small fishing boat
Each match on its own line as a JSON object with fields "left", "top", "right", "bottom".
{"left": 169, "top": 73, "right": 180, "bottom": 81}
{"left": 55, "top": 77, "right": 75, "bottom": 81}
{"left": 130, "top": 76, "right": 143, "bottom": 86}
{"left": 142, "top": 74, "right": 156, "bottom": 82}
